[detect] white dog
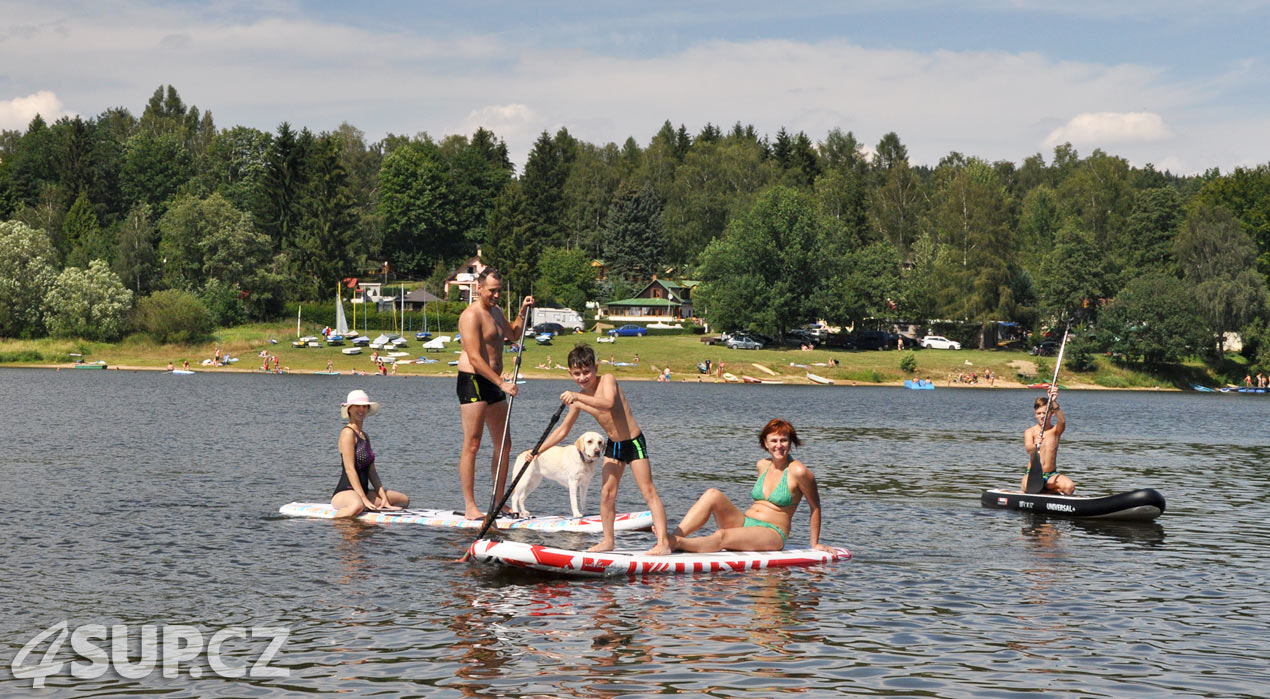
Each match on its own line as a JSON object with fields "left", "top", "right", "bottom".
{"left": 508, "top": 431, "right": 604, "bottom": 518}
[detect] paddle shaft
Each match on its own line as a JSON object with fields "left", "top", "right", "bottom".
{"left": 1025, "top": 320, "right": 1072, "bottom": 493}
{"left": 483, "top": 303, "right": 533, "bottom": 518}
{"left": 459, "top": 401, "right": 569, "bottom": 561}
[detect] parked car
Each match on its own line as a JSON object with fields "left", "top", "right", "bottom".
{"left": 532, "top": 322, "right": 566, "bottom": 337}
{"left": 920, "top": 335, "right": 962, "bottom": 350}
{"left": 784, "top": 329, "right": 816, "bottom": 346}
{"left": 854, "top": 330, "right": 891, "bottom": 351}
{"left": 822, "top": 332, "right": 856, "bottom": 349}
{"left": 726, "top": 335, "right": 764, "bottom": 350}
{"left": 891, "top": 333, "right": 919, "bottom": 350}
{"left": 607, "top": 324, "right": 648, "bottom": 337}
{"left": 1031, "top": 340, "right": 1059, "bottom": 356}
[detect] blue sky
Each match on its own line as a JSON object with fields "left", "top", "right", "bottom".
{"left": 2, "top": 1, "right": 1267, "bottom": 174}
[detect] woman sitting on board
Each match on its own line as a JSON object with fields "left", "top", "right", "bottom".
{"left": 670, "top": 418, "right": 833, "bottom": 553}
{"left": 332, "top": 389, "right": 409, "bottom": 517}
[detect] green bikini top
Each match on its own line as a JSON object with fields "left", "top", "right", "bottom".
{"left": 751, "top": 464, "right": 794, "bottom": 507}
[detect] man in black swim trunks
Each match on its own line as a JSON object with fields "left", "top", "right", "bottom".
{"left": 456, "top": 268, "right": 533, "bottom": 519}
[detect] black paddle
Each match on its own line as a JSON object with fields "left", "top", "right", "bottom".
{"left": 1024, "top": 319, "right": 1073, "bottom": 493}
{"left": 459, "top": 401, "right": 569, "bottom": 561}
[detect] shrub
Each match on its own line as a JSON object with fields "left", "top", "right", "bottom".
{"left": 43, "top": 260, "right": 134, "bottom": 341}
{"left": 0, "top": 349, "right": 43, "bottom": 363}
{"left": 133, "top": 290, "right": 214, "bottom": 344}
{"left": 899, "top": 351, "right": 917, "bottom": 373}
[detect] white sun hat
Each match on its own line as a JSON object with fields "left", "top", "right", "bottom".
{"left": 341, "top": 389, "right": 381, "bottom": 419}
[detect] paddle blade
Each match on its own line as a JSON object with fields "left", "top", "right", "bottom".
{"left": 1024, "top": 452, "right": 1045, "bottom": 493}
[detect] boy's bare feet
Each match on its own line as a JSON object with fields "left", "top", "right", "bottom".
{"left": 586, "top": 539, "right": 615, "bottom": 553}
{"left": 645, "top": 541, "right": 672, "bottom": 555}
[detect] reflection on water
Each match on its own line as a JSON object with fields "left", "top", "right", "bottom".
{"left": 2, "top": 370, "right": 1269, "bottom": 696}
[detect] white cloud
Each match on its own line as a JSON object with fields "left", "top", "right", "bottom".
{"left": 458, "top": 104, "right": 540, "bottom": 157}
{"left": 0, "top": 91, "right": 75, "bottom": 130}
{"left": 0, "top": 2, "right": 1261, "bottom": 174}
{"left": 1042, "top": 112, "right": 1174, "bottom": 149}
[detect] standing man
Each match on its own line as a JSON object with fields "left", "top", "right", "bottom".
{"left": 456, "top": 268, "right": 533, "bottom": 519}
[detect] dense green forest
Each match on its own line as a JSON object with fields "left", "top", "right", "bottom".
{"left": 3, "top": 85, "right": 1270, "bottom": 372}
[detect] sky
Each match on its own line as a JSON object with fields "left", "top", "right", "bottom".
{"left": 1, "top": 0, "right": 1268, "bottom": 175}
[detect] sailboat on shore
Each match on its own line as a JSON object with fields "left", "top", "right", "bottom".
{"left": 328, "top": 284, "right": 351, "bottom": 345}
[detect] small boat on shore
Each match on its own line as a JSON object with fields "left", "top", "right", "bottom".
{"left": 74, "top": 361, "right": 107, "bottom": 370}
{"left": 741, "top": 374, "right": 783, "bottom": 384}
{"left": 341, "top": 347, "right": 362, "bottom": 355}
{"left": 806, "top": 372, "right": 833, "bottom": 385}
{"left": 980, "top": 488, "right": 1165, "bottom": 521}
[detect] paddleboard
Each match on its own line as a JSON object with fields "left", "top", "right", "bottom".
{"left": 315, "top": 371, "right": 340, "bottom": 375}
{"left": 466, "top": 539, "right": 852, "bottom": 577}
{"left": 278, "top": 503, "right": 653, "bottom": 532}
{"left": 980, "top": 488, "right": 1165, "bottom": 521}
{"left": 751, "top": 363, "right": 777, "bottom": 375}
{"left": 171, "top": 369, "right": 195, "bottom": 375}
{"left": 806, "top": 372, "right": 833, "bottom": 385}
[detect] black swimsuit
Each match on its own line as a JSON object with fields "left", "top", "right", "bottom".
{"left": 333, "top": 426, "right": 375, "bottom": 496}
{"left": 604, "top": 432, "right": 649, "bottom": 463}
{"left": 456, "top": 371, "right": 506, "bottom": 405}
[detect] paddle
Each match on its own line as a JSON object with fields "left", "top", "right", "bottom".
{"left": 1024, "top": 319, "right": 1073, "bottom": 493}
{"left": 458, "top": 401, "right": 569, "bottom": 561}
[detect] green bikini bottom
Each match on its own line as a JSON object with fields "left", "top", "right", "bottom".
{"left": 743, "top": 516, "right": 787, "bottom": 543}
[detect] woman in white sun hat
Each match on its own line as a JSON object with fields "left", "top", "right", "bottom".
{"left": 332, "top": 389, "right": 409, "bottom": 517}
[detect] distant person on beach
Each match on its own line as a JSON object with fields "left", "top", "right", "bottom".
{"left": 167, "top": 361, "right": 174, "bottom": 371}
{"left": 535, "top": 343, "right": 673, "bottom": 554}
{"left": 1023, "top": 387, "right": 1074, "bottom": 495}
{"left": 455, "top": 268, "right": 534, "bottom": 520}
{"left": 671, "top": 418, "right": 833, "bottom": 553}
{"left": 182, "top": 360, "right": 190, "bottom": 371}
{"left": 331, "top": 390, "right": 409, "bottom": 517}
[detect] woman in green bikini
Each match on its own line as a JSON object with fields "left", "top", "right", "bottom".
{"left": 670, "top": 418, "right": 834, "bottom": 553}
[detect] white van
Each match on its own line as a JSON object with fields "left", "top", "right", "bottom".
{"left": 533, "top": 307, "right": 585, "bottom": 332}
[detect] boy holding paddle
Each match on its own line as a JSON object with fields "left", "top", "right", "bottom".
{"left": 536, "top": 342, "right": 673, "bottom": 555}
{"left": 1023, "top": 386, "right": 1075, "bottom": 495}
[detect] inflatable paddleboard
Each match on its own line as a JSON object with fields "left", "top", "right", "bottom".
{"left": 278, "top": 503, "right": 653, "bottom": 532}
{"left": 466, "top": 539, "right": 852, "bottom": 577}
{"left": 980, "top": 488, "right": 1165, "bottom": 521}
{"left": 171, "top": 369, "right": 195, "bottom": 375}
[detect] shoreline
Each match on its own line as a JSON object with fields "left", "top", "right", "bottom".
{"left": 15, "top": 362, "right": 1175, "bottom": 390}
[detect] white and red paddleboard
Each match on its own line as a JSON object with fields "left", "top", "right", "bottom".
{"left": 466, "top": 539, "right": 852, "bottom": 577}
{"left": 278, "top": 503, "right": 653, "bottom": 533}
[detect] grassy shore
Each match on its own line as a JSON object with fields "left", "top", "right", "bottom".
{"left": 0, "top": 324, "right": 1230, "bottom": 390}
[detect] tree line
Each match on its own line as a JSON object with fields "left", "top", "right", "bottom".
{"left": 3, "top": 85, "right": 1270, "bottom": 372}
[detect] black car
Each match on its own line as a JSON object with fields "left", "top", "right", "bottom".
{"left": 822, "top": 333, "right": 856, "bottom": 349}
{"left": 532, "top": 322, "right": 566, "bottom": 336}
{"left": 1031, "top": 340, "right": 1059, "bottom": 356}
{"left": 891, "top": 333, "right": 919, "bottom": 350}
{"left": 854, "top": 330, "right": 890, "bottom": 351}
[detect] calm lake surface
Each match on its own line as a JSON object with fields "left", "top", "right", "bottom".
{"left": 2, "top": 367, "right": 1268, "bottom": 697}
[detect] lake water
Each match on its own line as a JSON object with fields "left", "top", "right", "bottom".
{"left": 2, "top": 367, "right": 1268, "bottom": 697}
